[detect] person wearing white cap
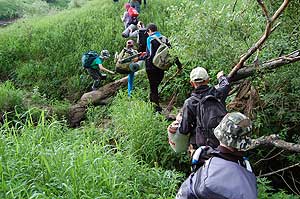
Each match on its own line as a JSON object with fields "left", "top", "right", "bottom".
{"left": 167, "top": 67, "right": 230, "bottom": 154}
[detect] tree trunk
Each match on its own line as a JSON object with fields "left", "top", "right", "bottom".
{"left": 230, "top": 50, "right": 300, "bottom": 82}
{"left": 69, "top": 75, "right": 129, "bottom": 127}
{"left": 69, "top": 70, "right": 145, "bottom": 127}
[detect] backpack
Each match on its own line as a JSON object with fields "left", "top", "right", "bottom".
{"left": 128, "top": 16, "right": 138, "bottom": 26}
{"left": 193, "top": 157, "right": 257, "bottom": 199}
{"left": 81, "top": 51, "right": 99, "bottom": 68}
{"left": 152, "top": 36, "right": 173, "bottom": 70}
{"left": 128, "top": 7, "right": 139, "bottom": 17}
{"left": 192, "top": 95, "right": 227, "bottom": 148}
{"left": 137, "top": 28, "right": 148, "bottom": 52}
{"left": 115, "top": 48, "right": 139, "bottom": 74}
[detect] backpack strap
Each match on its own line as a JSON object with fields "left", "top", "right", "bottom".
{"left": 152, "top": 35, "right": 164, "bottom": 45}
{"left": 211, "top": 152, "right": 248, "bottom": 169}
{"left": 191, "top": 95, "right": 211, "bottom": 129}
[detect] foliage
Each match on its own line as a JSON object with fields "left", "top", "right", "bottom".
{"left": 252, "top": 64, "right": 300, "bottom": 140}
{"left": 0, "top": 112, "right": 183, "bottom": 198}
{"left": 0, "top": 0, "right": 71, "bottom": 20}
{"left": 258, "top": 178, "right": 299, "bottom": 199}
{"left": 0, "top": 81, "right": 24, "bottom": 112}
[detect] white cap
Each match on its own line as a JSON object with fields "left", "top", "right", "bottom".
{"left": 190, "top": 67, "right": 209, "bottom": 82}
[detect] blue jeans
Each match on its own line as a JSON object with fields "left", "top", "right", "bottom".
{"left": 128, "top": 72, "right": 135, "bottom": 97}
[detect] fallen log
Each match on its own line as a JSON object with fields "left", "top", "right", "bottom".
{"left": 69, "top": 73, "right": 134, "bottom": 127}
{"left": 230, "top": 50, "right": 300, "bottom": 82}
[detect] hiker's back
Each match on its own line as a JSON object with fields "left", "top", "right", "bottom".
{"left": 193, "top": 157, "right": 257, "bottom": 199}
{"left": 189, "top": 91, "right": 227, "bottom": 148}
{"left": 137, "top": 28, "right": 148, "bottom": 52}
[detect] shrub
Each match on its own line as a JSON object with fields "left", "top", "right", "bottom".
{"left": 0, "top": 81, "right": 24, "bottom": 112}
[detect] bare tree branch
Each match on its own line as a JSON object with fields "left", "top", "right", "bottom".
{"left": 276, "top": 171, "right": 300, "bottom": 195}
{"left": 258, "top": 163, "right": 300, "bottom": 178}
{"left": 228, "top": 0, "right": 290, "bottom": 78}
{"left": 290, "top": 171, "right": 300, "bottom": 195}
{"left": 257, "top": 0, "right": 270, "bottom": 22}
{"left": 254, "top": 148, "right": 284, "bottom": 165}
{"left": 249, "top": 134, "right": 300, "bottom": 152}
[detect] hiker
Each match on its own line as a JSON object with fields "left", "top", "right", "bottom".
{"left": 115, "top": 40, "right": 144, "bottom": 96}
{"left": 135, "top": 21, "right": 148, "bottom": 52}
{"left": 167, "top": 67, "right": 230, "bottom": 153}
{"left": 142, "top": 23, "right": 182, "bottom": 112}
{"left": 84, "top": 50, "right": 115, "bottom": 91}
{"left": 137, "top": 0, "right": 146, "bottom": 7}
{"left": 121, "top": 21, "right": 148, "bottom": 52}
{"left": 126, "top": 21, "right": 148, "bottom": 53}
{"left": 142, "top": 23, "right": 167, "bottom": 112}
{"left": 122, "top": 3, "right": 131, "bottom": 29}
{"left": 129, "top": 0, "right": 141, "bottom": 13}
{"left": 175, "top": 112, "right": 257, "bottom": 199}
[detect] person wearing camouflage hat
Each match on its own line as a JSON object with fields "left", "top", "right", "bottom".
{"left": 175, "top": 112, "right": 257, "bottom": 199}
{"left": 214, "top": 112, "right": 252, "bottom": 151}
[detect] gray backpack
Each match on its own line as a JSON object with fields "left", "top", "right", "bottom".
{"left": 152, "top": 36, "right": 173, "bottom": 70}
{"left": 176, "top": 157, "right": 257, "bottom": 199}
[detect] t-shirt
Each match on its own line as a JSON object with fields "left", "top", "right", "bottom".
{"left": 90, "top": 57, "right": 103, "bottom": 70}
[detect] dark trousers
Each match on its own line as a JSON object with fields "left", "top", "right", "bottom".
{"left": 137, "top": 0, "right": 146, "bottom": 5}
{"left": 87, "top": 68, "right": 102, "bottom": 90}
{"left": 146, "top": 69, "right": 164, "bottom": 106}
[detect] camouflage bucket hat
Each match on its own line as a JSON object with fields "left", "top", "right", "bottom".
{"left": 214, "top": 112, "right": 252, "bottom": 151}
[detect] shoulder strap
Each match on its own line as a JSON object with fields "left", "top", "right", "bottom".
{"left": 211, "top": 152, "right": 247, "bottom": 169}
{"left": 152, "top": 36, "right": 164, "bottom": 45}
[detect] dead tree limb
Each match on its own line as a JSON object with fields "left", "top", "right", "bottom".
{"left": 69, "top": 70, "right": 144, "bottom": 127}
{"left": 249, "top": 134, "right": 300, "bottom": 152}
{"left": 258, "top": 163, "right": 300, "bottom": 178}
{"left": 228, "top": 0, "right": 290, "bottom": 79}
{"left": 230, "top": 50, "right": 300, "bottom": 82}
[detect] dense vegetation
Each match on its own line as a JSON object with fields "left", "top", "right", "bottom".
{"left": 0, "top": 0, "right": 299, "bottom": 198}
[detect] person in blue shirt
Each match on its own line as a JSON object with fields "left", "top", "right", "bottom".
{"left": 86, "top": 50, "right": 115, "bottom": 91}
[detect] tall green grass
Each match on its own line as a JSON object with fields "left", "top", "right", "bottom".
{"left": 0, "top": 112, "right": 183, "bottom": 198}
{"left": 110, "top": 91, "right": 189, "bottom": 170}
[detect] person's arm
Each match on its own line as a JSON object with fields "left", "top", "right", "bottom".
{"left": 215, "top": 71, "right": 230, "bottom": 101}
{"left": 178, "top": 100, "right": 195, "bottom": 135}
{"left": 99, "top": 64, "right": 115, "bottom": 74}
{"left": 121, "top": 12, "right": 127, "bottom": 22}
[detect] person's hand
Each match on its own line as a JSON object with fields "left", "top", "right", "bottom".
{"left": 176, "top": 113, "right": 182, "bottom": 122}
{"left": 133, "top": 57, "right": 139, "bottom": 62}
{"left": 217, "top": 71, "right": 224, "bottom": 79}
{"left": 167, "top": 120, "right": 180, "bottom": 134}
